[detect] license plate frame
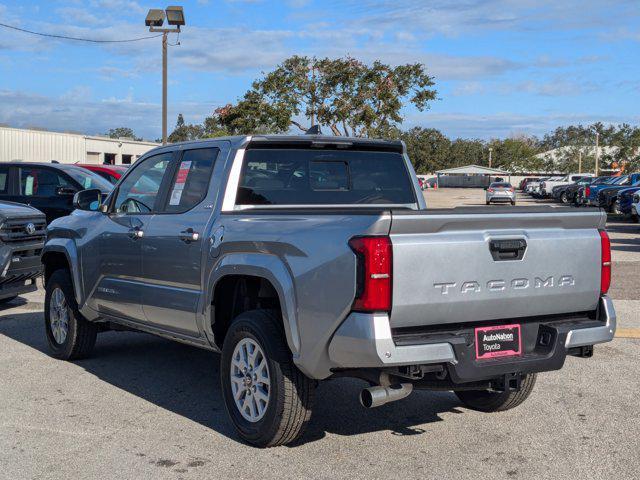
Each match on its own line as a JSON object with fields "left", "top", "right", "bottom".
{"left": 475, "top": 324, "right": 522, "bottom": 361}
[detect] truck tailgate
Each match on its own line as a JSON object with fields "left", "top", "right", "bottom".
{"left": 389, "top": 207, "right": 606, "bottom": 328}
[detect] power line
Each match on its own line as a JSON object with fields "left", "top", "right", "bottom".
{"left": 0, "top": 21, "right": 163, "bottom": 43}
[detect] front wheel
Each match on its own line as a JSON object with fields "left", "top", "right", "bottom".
{"left": 44, "top": 269, "right": 98, "bottom": 360}
{"left": 560, "top": 192, "right": 568, "bottom": 203}
{"left": 455, "top": 373, "right": 536, "bottom": 412}
{"left": 220, "top": 309, "right": 315, "bottom": 447}
{"left": 511, "top": 200, "right": 516, "bottom": 206}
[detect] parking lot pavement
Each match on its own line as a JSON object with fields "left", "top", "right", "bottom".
{"left": 0, "top": 189, "right": 638, "bottom": 480}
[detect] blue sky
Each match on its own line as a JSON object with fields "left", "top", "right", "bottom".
{"left": 0, "top": 0, "right": 638, "bottom": 140}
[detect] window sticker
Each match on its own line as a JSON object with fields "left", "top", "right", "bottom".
{"left": 25, "top": 176, "right": 34, "bottom": 196}
{"left": 85, "top": 177, "right": 92, "bottom": 189}
{"left": 169, "top": 160, "right": 192, "bottom": 205}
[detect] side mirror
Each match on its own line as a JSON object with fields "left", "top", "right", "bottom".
{"left": 73, "top": 189, "right": 102, "bottom": 211}
{"left": 56, "top": 186, "right": 78, "bottom": 196}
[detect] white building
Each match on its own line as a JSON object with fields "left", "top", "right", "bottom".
{"left": 0, "top": 126, "right": 160, "bottom": 165}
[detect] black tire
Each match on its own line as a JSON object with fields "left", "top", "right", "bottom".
{"left": 455, "top": 373, "right": 537, "bottom": 412}
{"left": 611, "top": 200, "right": 621, "bottom": 215}
{"left": 220, "top": 309, "right": 315, "bottom": 447}
{"left": 486, "top": 201, "right": 490, "bottom": 205}
{"left": 632, "top": 214, "right": 639, "bottom": 223}
{"left": 560, "top": 192, "right": 568, "bottom": 203}
{"left": 511, "top": 200, "right": 516, "bottom": 206}
{"left": 44, "top": 269, "right": 98, "bottom": 360}
{"left": 0, "top": 295, "right": 17, "bottom": 305}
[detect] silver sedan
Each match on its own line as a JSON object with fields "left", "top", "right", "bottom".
{"left": 486, "top": 182, "right": 516, "bottom": 205}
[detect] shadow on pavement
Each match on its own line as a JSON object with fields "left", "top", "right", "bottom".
{"left": 0, "top": 311, "right": 463, "bottom": 447}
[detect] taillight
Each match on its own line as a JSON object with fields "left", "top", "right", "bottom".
{"left": 349, "top": 236, "right": 392, "bottom": 312}
{"left": 599, "top": 230, "right": 611, "bottom": 295}
{"left": 510, "top": 187, "right": 515, "bottom": 192}
{"left": 585, "top": 186, "right": 591, "bottom": 197}
{"left": 488, "top": 188, "right": 494, "bottom": 193}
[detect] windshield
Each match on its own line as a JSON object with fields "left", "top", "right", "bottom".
{"left": 64, "top": 167, "right": 113, "bottom": 192}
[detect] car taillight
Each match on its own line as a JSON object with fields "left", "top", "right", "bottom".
{"left": 488, "top": 188, "right": 494, "bottom": 193}
{"left": 585, "top": 186, "right": 591, "bottom": 197}
{"left": 510, "top": 187, "right": 515, "bottom": 192}
{"left": 599, "top": 230, "right": 611, "bottom": 295}
{"left": 349, "top": 236, "right": 392, "bottom": 312}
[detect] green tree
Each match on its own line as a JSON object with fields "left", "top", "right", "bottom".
{"left": 401, "top": 127, "right": 451, "bottom": 174}
{"left": 105, "top": 127, "right": 141, "bottom": 141}
{"left": 168, "top": 114, "right": 204, "bottom": 143}
{"left": 211, "top": 56, "right": 437, "bottom": 137}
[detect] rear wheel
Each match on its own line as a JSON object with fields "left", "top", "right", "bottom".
{"left": 220, "top": 309, "right": 315, "bottom": 447}
{"left": 455, "top": 373, "right": 537, "bottom": 412}
{"left": 44, "top": 269, "right": 98, "bottom": 360}
{"left": 486, "top": 201, "right": 490, "bottom": 205}
{"left": 560, "top": 192, "right": 568, "bottom": 203}
{"left": 511, "top": 200, "right": 516, "bottom": 206}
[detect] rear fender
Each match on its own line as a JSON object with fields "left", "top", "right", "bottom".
{"left": 204, "top": 253, "right": 300, "bottom": 355}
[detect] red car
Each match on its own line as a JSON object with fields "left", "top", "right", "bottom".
{"left": 76, "top": 164, "right": 128, "bottom": 184}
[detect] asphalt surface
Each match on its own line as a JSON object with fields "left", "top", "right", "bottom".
{"left": 0, "top": 189, "right": 638, "bottom": 480}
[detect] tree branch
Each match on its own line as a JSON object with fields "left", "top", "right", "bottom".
{"left": 330, "top": 124, "right": 342, "bottom": 136}
{"left": 290, "top": 120, "right": 308, "bottom": 132}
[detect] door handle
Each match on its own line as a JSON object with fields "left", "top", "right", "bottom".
{"left": 179, "top": 228, "right": 200, "bottom": 243}
{"left": 128, "top": 226, "right": 144, "bottom": 240}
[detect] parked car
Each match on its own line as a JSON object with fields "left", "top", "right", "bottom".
{"left": 540, "top": 173, "right": 593, "bottom": 198}
{"left": 525, "top": 177, "right": 551, "bottom": 196}
{"left": 0, "top": 162, "right": 113, "bottom": 224}
{"left": 596, "top": 174, "right": 640, "bottom": 213}
{"left": 486, "top": 181, "right": 516, "bottom": 205}
{"left": 576, "top": 176, "right": 617, "bottom": 205}
{"left": 77, "top": 164, "right": 128, "bottom": 184}
{"left": 619, "top": 186, "right": 640, "bottom": 220}
{"left": 632, "top": 193, "right": 640, "bottom": 221}
{"left": 584, "top": 175, "right": 630, "bottom": 206}
{"left": 42, "top": 135, "right": 616, "bottom": 447}
{"left": 518, "top": 177, "right": 540, "bottom": 190}
{"left": 0, "top": 200, "right": 46, "bottom": 304}
{"left": 553, "top": 177, "right": 600, "bottom": 203}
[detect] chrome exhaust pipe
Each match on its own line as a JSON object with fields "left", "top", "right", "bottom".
{"left": 360, "top": 383, "right": 414, "bottom": 408}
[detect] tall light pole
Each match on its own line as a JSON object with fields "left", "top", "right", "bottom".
{"left": 145, "top": 6, "right": 185, "bottom": 145}
{"left": 594, "top": 132, "right": 600, "bottom": 177}
{"left": 488, "top": 147, "right": 493, "bottom": 168}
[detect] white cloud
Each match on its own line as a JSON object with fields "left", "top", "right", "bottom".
{"left": 0, "top": 88, "right": 215, "bottom": 140}
{"left": 405, "top": 111, "right": 640, "bottom": 139}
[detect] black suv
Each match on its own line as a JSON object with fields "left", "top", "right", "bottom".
{"left": 0, "top": 200, "right": 46, "bottom": 303}
{"left": 0, "top": 162, "right": 112, "bottom": 224}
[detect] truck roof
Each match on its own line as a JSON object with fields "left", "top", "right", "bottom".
{"left": 160, "top": 134, "right": 405, "bottom": 152}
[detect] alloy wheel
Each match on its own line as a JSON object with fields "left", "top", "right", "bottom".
{"left": 230, "top": 338, "right": 271, "bottom": 422}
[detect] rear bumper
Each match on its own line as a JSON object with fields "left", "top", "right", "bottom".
{"left": 328, "top": 296, "right": 615, "bottom": 382}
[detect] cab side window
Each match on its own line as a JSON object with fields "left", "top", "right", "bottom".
{"left": 163, "top": 148, "right": 218, "bottom": 213}
{"left": 19, "top": 167, "right": 74, "bottom": 197}
{"left": 113, "top": 152, "right": 173, "bottom": 214}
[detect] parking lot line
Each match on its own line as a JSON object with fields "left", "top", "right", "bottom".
{"left": 615, "top": 328, "right": 640, "bottom": 339}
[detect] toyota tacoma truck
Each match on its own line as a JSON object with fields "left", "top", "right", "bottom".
{"left": 41, "top": 135, "right": 616, "bottom": 447}
{"left": 0, "top": 201, "right": 46, "bottom": 304}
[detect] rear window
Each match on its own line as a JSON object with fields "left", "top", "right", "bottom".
{"left": 491, "top": 182, "right": 511, "bottom": 188}
{"left": 235, "top": 149, "right": 415, "bottom": 206}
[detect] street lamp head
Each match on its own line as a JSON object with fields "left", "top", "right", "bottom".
{"left": 145, "top": 9, "right": 165, "bottom": 27}
{"left": 165, "top": 6, "right": 185, "bottom": 26}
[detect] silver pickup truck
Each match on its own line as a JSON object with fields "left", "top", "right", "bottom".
{"left": 41, "top": 135, "right": 615, "bottom": 447}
